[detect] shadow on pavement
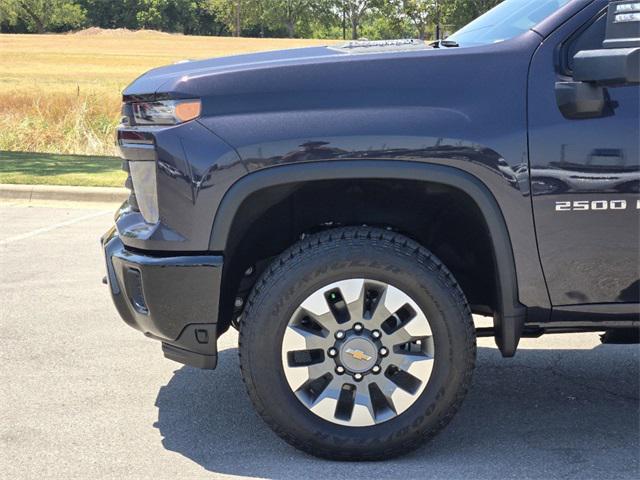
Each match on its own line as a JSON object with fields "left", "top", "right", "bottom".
{"left": 154, "top": 343, "right": 639, "bottom": 480}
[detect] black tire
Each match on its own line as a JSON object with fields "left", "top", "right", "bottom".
{"left": 239, "top": 227, "right": 476, "bottom": 460}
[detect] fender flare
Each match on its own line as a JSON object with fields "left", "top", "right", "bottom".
{"left": 209, "top": 160, "right": 526, "bottom": 356}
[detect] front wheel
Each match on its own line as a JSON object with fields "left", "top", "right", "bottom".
{"left": 239, "top": 227, "right": 476, "bottom": 460}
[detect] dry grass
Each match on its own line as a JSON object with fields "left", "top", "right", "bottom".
{"left": 0, "top": 32, "right": 334, "bottom": 156}
{"left": 0, "top": 90, "right": 120, "bottom": 156}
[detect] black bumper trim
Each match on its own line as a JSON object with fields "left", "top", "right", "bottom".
{"left": 162, "top": 343, "right": 218, "bottom": 370}
{"left": 102, "top": 228, "right": 222, "bottom": 369}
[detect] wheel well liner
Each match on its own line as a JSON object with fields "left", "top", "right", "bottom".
{"left": 209, "top": 160, "right": 526, "bottom": 356}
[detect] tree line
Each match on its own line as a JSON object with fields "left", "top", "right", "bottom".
{"left": 0, "top": 1, "right": 501, "bottom": 40}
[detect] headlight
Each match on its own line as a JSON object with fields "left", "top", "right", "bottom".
{"left": 132, "top": 99, "right": 201, "bottom": 126}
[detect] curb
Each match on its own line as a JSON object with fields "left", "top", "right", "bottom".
{"left": 0, "top": 184, "right": 128, "bottom": 203}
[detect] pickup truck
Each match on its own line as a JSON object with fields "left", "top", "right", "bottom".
{"left": 102, "top": 0, "right": 640, "bottom": 460}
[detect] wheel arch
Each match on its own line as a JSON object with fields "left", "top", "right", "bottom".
{"left": 209, "top": 160, "right": 526, "bottom": 356}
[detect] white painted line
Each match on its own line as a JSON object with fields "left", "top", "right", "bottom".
{"left": 0, "top": 210, "right": 111, "bottom": 245}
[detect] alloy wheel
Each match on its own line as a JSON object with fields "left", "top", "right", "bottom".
{"left": 281, "top": 278, "right": 435, "bottom": 427}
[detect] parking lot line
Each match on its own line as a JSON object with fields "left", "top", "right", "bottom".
{"left": 0, "top": 209, "right": 111, "bottom": 245}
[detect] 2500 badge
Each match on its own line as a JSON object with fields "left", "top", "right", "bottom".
{"left": 555, "top": 200, "right": 640, "bottom": 211}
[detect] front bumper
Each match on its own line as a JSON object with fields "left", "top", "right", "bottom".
{"left": 102, "top": 228, "right": 223, "bottom": 369}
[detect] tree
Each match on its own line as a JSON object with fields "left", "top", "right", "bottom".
{"left": 402, "top": 0, "right": 436, "bottom": 39}
{"left": 211, "top": 0, "right": 260, "bottom": 37}
{"left": 0, "top": 1, "right": 19, "bottom": 27}
{"left": 1, "top": 0, "right": 87, "bottom": 33}
{"left": 131, "top": 0, "right": 225, "bottom": 34}
{"left": 180, "top": 0, "right": 228, "bottom": 36}
{"left": 359, "top": 0, "right": 411, "bottom": 40}
{"left": 1, "top": 0, "right": 504, "bottom": 38}
{"left": 136, "top": 0, "right": 166, "bottom": 30}
{"left": 337, "top": 0, "right": 383, "bottom": 40}
{"left": 77, "top": 0, "right": 140, "bottom": 29}
{"left": 262, "top": 0, "right": 314, "bottom": 38}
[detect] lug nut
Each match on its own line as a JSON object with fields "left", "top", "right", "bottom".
{"left": 372, "top": 330, "right": 381, "bottom": 339}
{"left": 354, "top": 323, "right": 363, "bottom": 333}
{"left": 379, "top": 347, "right": 389, "bottom": 357}
{"left": 372, "top": 365, "right": 381, "bottom": 374}
{"left": 328, "top": 347, "right": 337, "bottom": 358}
{"left": 335, "top": 365, "right": 345, "bottom": 375}
{"left": 353, "top": 372, "right": 363, "bottom": 381}
{"left": 335, "top": 330, "right": 345, "bottom": 339}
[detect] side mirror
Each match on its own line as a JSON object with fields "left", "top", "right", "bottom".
{"left": 573, "top": 47, "right": 640, "bottom": 85}
{"left": 555, "top": 81, "right": 613, "bottom": 119}
{"left": 572, "top": 1, "right": 640, "bottom": 85}
{"left": 556, "top": 1, "right": 638, "bottom": 119}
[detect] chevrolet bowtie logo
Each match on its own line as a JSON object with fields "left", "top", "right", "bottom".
{"left": 345, "top": 348, "right": 372, "bottom": 362}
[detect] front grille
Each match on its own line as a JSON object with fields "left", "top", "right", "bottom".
{"left": 122, "top": 160, "right": 140, "bottom": 212}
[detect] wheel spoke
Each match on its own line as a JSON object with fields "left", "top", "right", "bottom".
{"left": 367, "top": 381, "right": 397, "bottom": 423}
{"left": 283, "top": 324, "right": 320, "bottom": 351}
{"left": 388, "top": 352, "right": 434, "bottom": 384}
{"left": 376, "top": 374, "right": 419, "bottom": 413}
{"left": 283, "top": 357, "right": 330, "bottom": 392}
{"left": 339, "top": 279, "right": 366, "bottom": 324}
{"left": 300, "top": 288, "right": 331, "bottom": 316}
{"left": 299, "top": 290, "right": 337, "bottom": 330}
{"left": 311, "top": 379, "right": 377, "bottom": 426}
{"left": 350, "top": 381, "right": 376, "bottom": 426}
{"left": 309, "top": 377, "right": 342, "bottom": 418}
{"left": 369, "top": 284, "right": 408, "bottom": 327}
{"left": 299, "top": 279, "right": 367, "bottom": 328}
{"left": 281, "top": 326, "right": 332, "bottom": 390}
{"left": 369, "top": 285, "right": 392, "bottom": 326}
{"left": 284, "top": 324, "right": 331, "bottom": 351}
{"left": 384, "top": 311, "right": 432, "bottom": 346}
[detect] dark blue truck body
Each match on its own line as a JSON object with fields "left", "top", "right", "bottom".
{"left": 102, "top": 0, "right": 639, "bottom": 371}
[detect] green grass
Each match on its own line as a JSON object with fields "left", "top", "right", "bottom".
{"left": 0, "top": 151, "right": 126, "bottom": 187}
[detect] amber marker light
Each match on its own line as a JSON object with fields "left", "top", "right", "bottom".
{"left": 175, "top": 100, "right": 201, "bottom": 123}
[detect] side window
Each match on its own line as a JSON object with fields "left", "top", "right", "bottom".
{"left": 564, "top": 12, "right": 607, "bottom": 73}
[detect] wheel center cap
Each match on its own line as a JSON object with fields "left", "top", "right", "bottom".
{"left": 339, "top": 337, "right": 378, "bottom": 373}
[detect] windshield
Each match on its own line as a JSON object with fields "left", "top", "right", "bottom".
{"left": 447, "top": 0, "right": 573, "bottom": 47}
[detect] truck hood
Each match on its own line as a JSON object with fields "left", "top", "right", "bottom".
{"left": 123, "top": 40, "right": 431, "bottom": 99}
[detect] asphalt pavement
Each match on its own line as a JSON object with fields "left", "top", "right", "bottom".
{"left": 1, "top": 200, "right": 638, "bottom": 480}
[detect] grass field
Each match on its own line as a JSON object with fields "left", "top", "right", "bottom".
{"left": 0, "top": 151, "right": 125, "bottom": 187}
{"left": 0, "top": 31, "right": 334, "bottom": 157}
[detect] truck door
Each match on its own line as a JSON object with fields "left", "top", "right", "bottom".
{"left": 528, "top": 1, "right": 639, "bottom": 307}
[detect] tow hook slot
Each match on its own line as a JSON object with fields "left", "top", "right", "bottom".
{"left": 125, "top": 267, "right": 148, "bottom": 314}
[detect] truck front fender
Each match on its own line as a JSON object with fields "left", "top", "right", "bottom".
{"left": 209, "top": 160, "right": 527, "bottom": 356}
